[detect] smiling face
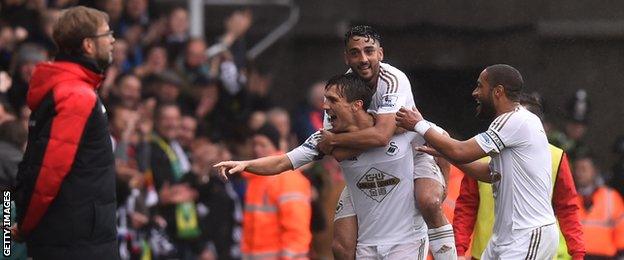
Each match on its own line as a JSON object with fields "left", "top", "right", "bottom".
{"left": 344, "top": 35, "right": 383, "bottom": 85}
{"left": 472, "top": 69, "right": 496, "bottom": 120}
{"left": 322, "top": 84, "right": 357, "bottom": 133}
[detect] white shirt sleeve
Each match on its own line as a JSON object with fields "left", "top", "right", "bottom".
{"left": 474, "top": 112, "right": 527, "bottom": 155}
{"left": 372, "top": 73, "right": 411, "bottom": 114}
{"left": 286, "top": 131, "right": 323, "bottom": 169}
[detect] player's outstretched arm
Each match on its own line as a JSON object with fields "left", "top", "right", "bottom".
{"left": 214, "top": 154, "right": 294, "bottom": 180}
{"left": 416, "top": 146, "right": 492, "bottom": 183}
{"left": 397, "top": 107, "right": 486, "bottom": 164}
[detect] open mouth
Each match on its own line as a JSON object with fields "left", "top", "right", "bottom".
{"left": 326, "top": 111, "right": 337, "bottom": 124}
{"left": 358, "top": 64, "right": 371, "bottom": 72}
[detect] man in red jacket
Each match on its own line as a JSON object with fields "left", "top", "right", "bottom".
{"left": 453, "top": 93, "right": 585, "bottom": 259}
{"left": 14, "top": 6, "right": 118, "bottom": 259}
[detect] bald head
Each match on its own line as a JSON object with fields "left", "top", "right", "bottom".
{"left": 485, "top": 64, "right": 523, "bottom": 101}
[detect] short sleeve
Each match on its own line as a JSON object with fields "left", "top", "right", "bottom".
{"left": 371, "top": 69, "right": 412, "bottom": 114}
{"left": 474, "top": 112, "right": 526, "bottom": 155}
{"left": 286, "top": 131, "right": 323, "bottom": 169}
{"left": 373, "top": 92, "right": 407, "bottom": 114}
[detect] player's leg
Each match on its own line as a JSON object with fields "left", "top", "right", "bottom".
{"left": 413, "top": 154, "right": 457, "bottom": 260}
{"left": 415, "top": 178, "right": 456, "bottom": 260}
{"left": 332, "top": 187, "right": 357, "bottom": 260}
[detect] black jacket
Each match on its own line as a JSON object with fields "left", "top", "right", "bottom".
{"left": 16, "top": 56, "right": 118, "bottom": 259}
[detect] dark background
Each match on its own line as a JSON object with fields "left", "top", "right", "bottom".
{"left": 198, "top": 0, "right": 624, "bottom": 169}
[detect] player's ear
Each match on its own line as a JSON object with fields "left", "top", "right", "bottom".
{"left": 353, "top": 100, "right": 364, "bottom": 111}
{"left": 343, "top": 50, "right": 349, "bottom": 65}
{"left": 495, "top": 85, "right": 504, "bottom": 97}
{"left": 378, "top": 47, "right": 384, "bottom": 61}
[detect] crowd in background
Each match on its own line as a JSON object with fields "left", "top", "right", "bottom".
{"left": 0, "top": 0, "right": 622, "bottom": 259}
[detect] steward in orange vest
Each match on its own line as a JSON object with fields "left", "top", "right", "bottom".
{"left": 242, "top": 125, "right": 312, "bottom": 259}
{"left": 572, "top": 153, "right": 624, "bottom": 259}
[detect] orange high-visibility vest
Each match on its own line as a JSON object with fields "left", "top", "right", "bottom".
{"left": 242, "top": 170, "right": 312, "bottom": 260}
{"left": 578, "top": 187, "right": 624, "bottom": 257}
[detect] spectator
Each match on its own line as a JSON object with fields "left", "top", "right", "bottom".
{"left": 267, "top": 107, "right": 298, "bottom": 151}
{"left": 100, "top": 0, "right": 123, "bottom": 34}
{"left": 27, "top": 8, "right": 60, "bottom": 53}
{"left": 0, "top": 23, "right": 18, "bottom": 70}
{"left": 110, "top": 73, "right": 142, "bottom": 109}
{"left": 150, "top": 103, "right": 201, "bottom": 259}
{"left": 549, "top": 89, "right": 591, "bottom": 157}
{"left": 0, "top": 95, "right": 16, "bottom": 124}
{"left": 247, "top": 110, "right": 267, "bottom": 132}
{"left": 0, "top": 120, "right": 27, "bottom": 191}
{"left": 7, "top": 43, "right": 47, "bottom": 112}
{"left": 573, "top": 152, "right": 624, "bottom": 258}
{"left": 120, "top": 0, "right": 149, "bottom": 29}
{"left": 184, "top": 139, "right": 243, "bottom": 259}
{"left": 175, "top": 38, "right": 211, "bottom": 85}
{"left": 0, "top": 119, "right": 28, "bottom": 260}
{"left": 164, "top": 7, "right": 189, "bottom": 62}
{"left": 179, "top": 114, "right": 198, "bottom": 153}
{"left": 153, "top": 70, "right": 195, "bottom": 114}
{"left": 134, "top": 44, "right": 168, "bottom": 80}
{"left": 241, "top": 124, "right": 312, "bottom": 259}
{"left": 293, "top": 81, "right": 325, "bottom": 144}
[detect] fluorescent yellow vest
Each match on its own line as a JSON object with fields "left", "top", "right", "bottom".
{"left": 471, "top": 144, "right": 569, "bottom": 259}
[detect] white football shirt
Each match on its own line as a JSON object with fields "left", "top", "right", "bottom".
{"left": 287, "top": 131, "right": 427, "bottom": 246}
{"left": 474, "top": 106, "right": 556, "bottom": 246}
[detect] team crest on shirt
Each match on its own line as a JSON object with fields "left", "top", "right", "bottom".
{"left": 386, "top": 142, "right": 399, "bottom": 156}
{"left": 356, "top": 167, "right": 400, "bottom": 203}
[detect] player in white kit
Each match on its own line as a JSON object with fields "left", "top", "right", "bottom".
{"left": 320, "top": 25, "right": 455, "bottom": 260}
{"left": 215, "top": 74, "right": 431, "bottom": 259}
{"left": 396, "top": 64, "right": 559, "bottom": 259}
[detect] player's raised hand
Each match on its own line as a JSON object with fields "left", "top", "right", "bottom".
{"left": 214, "top": 161, "right": 248, "bottom": 181}
{"left": 396, "top": 106, "right": 424, "bottom": 130}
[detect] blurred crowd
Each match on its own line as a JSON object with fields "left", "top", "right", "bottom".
{"left": 0, "top": 0, "right": 622, "bottom": 259}
{"left": 0, "top": 1, "right": 341, "bottom": 259}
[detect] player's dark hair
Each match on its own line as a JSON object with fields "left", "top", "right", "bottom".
{"left": 485, "top": 64, "right": 524, "bottom": 101}
{"left": 325, "top": 73, "right": 374, "bottom": 109}
{"left": 344, "top": 25, "right": 382, "bottom": 47}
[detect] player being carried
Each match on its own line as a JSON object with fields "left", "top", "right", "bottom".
{"left": 318, "top": 25, "right": 456, "bottom": 260}
{"left": 216, "top": 73, "right": 436, "bottom": 259}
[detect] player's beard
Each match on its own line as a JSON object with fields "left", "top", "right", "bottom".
{"left": 476, "top": 95, "right": 496, "bottom": 120}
